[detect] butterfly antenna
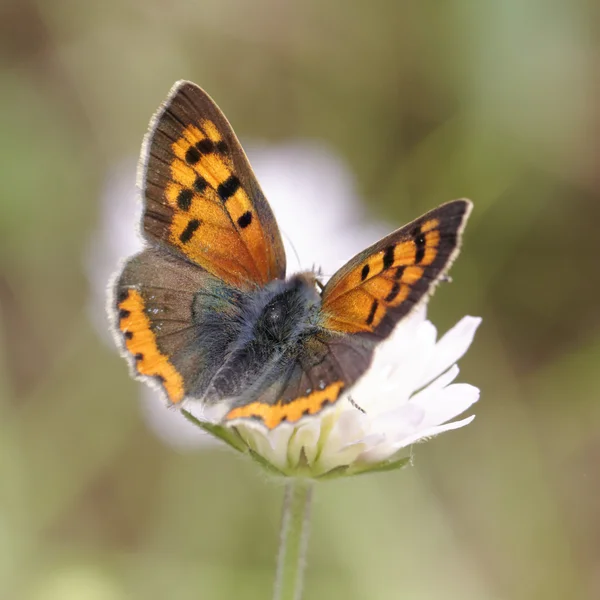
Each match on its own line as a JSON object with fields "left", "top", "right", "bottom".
{"left": 311, "top": 263, "right": 329, "bottom": 290}
{"left": 282, "top": 229, "right": 302, "bottom": 271}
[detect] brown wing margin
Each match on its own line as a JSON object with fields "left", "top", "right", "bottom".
{"left": 320, "top": 199, "right": 472, "bottom": 338}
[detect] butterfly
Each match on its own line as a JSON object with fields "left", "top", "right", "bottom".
{"left": 111, "top": 80, "right": 472, "bottom": 430}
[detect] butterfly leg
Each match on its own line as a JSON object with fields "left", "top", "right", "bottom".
{"left": 348, "top": 395, "right": 366, "bottom": 414}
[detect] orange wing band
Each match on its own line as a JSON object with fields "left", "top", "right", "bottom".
{"left": 117, "top": 289, "right": 185, "bottom": 403}
{"left": 225, "top": 381, "right": 345, "bottom": 429}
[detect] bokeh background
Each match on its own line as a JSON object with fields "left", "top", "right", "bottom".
{"left": 1, "top": 1, "right": 599, "bottom": 599}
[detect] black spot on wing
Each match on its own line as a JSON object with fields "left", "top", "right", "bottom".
{"left": 415, "top": 230, "right": 426, "bottom": 264}
{"left": 394, "top": 266, "right": 405, "bottom": 280}
{"left": 185, "top": 146, "right": 200, "bottom": 164}
{"left": 237, "top": 211, "right": 253, "bottom": 229}
{"left": 177, "top": 189, "right": 193, "bottom": 211}
{"left": 179, "top": 219, "right": 201, "bottom": 243}
{"left": 361, "top": 264, "right": 370, "bottom": 281}
{"left": 195, "top": 139, "right": 214, "bottom": 154}
{"left": 217, "top": 175, "right": 241, "bottom": 202}
{"left": 384, "top": 282, "right": 401, "bottom": 303}
{"left": 366, "top": 299, "right": 378, "bottom": 326}
{"left": 194, "top": 175, "right": 208, "bottom": 193}
{"left": 383, "top": 246, "right": 395, "bottom": 270}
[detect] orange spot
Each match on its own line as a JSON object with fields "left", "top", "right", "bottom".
{"left": 170, "top": 159, "right": 198, "bottom": 189}
{"left": 198, "top": 153, "right": 232, "bottom": 187}
{"left": 201, "top": 119, "right": 223, "bottom": 142}
{"left": 366, "top": 241, "right": 417, "bottom": 280}
{"left": 364, "top": 277, "right": 395, "bottom": 299}
{"left": 225, "top": 381, "right": 345, "bottom": 429}
{"left": 392, "top": 240, "right": 417, "bottom": 266}
{"left": 421, "top": 230, "right": 440, "bottom": 265}
{"left": 118, "top": 290, "right": 184, "bottom": 403}
{"left": 182, "top": 125, "right": 205, "bottom": 145}
{"left": 401, "top": 266, "right": 424, "bottom": 285}
{"left": 421, "top": 218, "right": 439, "bottom": 233}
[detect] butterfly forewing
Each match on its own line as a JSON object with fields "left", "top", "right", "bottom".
{"left": 140, "top": 81, "right": 286, "bottom": 289}
{"left": 320, "top": 199, "right": 472, "bottom": 337}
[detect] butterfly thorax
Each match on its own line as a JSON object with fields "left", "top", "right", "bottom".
{"left": 196, "top": 272, "right": 325, "bottom": 405}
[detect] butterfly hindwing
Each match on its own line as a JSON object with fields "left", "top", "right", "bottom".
{"left": 114, "top": 247, "right": 245, "bottom": 405}
{"left": 140, "top": 80, "right": 286, "bottom": 289}
{"left": 224, "top": 334, "right": 376, "bottom": 429}
{"left": 320, "top": 199, "right": 472, "bottom": 337}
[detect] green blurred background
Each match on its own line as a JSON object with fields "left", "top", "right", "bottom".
{"left": 1, "top": 1, "right": 599, "bottom": 599}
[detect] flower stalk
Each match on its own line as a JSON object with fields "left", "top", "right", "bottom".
{"left": 273, "top": 479, "right": 314, "bottom": 600}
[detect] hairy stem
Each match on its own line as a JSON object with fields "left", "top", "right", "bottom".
{"left": 273, "top": 479, "right": 314, "bottom": 600}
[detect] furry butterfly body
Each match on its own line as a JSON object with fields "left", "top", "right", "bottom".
{"left": 112, "top": 81, "right": 472, "bottom": 429}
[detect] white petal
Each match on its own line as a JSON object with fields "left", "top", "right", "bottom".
{"left": 239, "top": 425, "right": 290, "bottom": 471}
{"left": 370, "top": 403, "right": 427, "bottom": 439}
{"left": 356, "top": 440, "right": 402, "bottom": 464}
{"left": 417, "top": 316, "right": 482, "bottom": 387}
{"left": 329, "top": 410, "right": 369, "bottom": 444}
{"left": 408, "top": 364, "right": 461, "bottom": 409}
{"left": 392, "top": 415, "right": 476, "bottom": 450}
{"left": 413, "top": 383, "right": 480, "bottom": 428}
{"left": 287, "top": 421, "right": 321, "bottom": 467}
{"left": 352, "top": 318, "right": 438, "bottom": 414}
{"left": 345, "top": 432, "right": 387, "bottom": 451}
{"left": 317, "top": 440, "right": 368, "bottom": 474}
{"left": 414, "top": 364, "right": 460, "bottom": 398}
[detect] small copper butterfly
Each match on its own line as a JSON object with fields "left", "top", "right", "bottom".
{"left": 111, "top": 81, "right": 472, "bottom": 429}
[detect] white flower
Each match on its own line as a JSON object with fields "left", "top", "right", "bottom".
{"left": 186, "top": 309, "right": 481, "bottom": 479}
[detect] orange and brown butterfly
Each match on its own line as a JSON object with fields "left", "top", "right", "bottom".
{"left": 111, "top": 80, "right": 472, "bottom": 430}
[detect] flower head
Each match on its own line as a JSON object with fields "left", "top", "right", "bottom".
{"left": 185, "top": 309, "right": 481, "bottom": 479}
